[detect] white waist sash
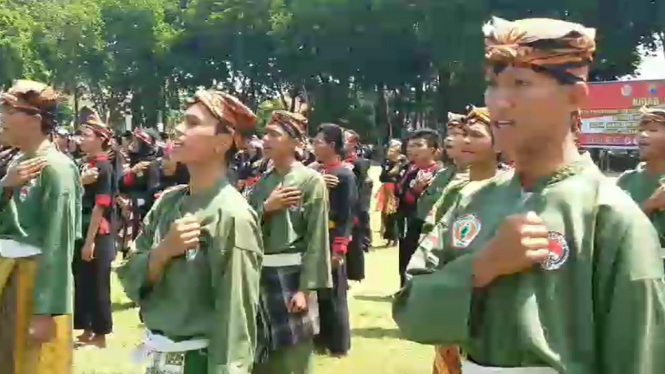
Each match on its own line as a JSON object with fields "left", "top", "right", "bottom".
{"left": 130, "top": 330, "right": 209, "bottom": 364}
{"left": 462, "top": 361, "right": 558, "bottom": 373}
{"left": 263, "top": 253, "right": 303, "bottom": 268}
{"left": 0, "top": 239, "right": 41, "bottom": 258}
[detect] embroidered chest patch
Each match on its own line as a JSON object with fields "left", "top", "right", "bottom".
{"left": 450, "top": 214, "right": 481, "bottom": 249}
{"left": 18, "top": 180, "right": 36, "bottom": 202}
{"left": 541, "top": 231, "right": 570, "bottom": 271}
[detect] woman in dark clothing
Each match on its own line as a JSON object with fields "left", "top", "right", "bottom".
{"left": 237, "top": 138, "right": 270, "bottom": 197}
{"left": 377, "top": 140, "right": 407, "bottom": 246}
{"left": 118, "top": 128, "right": 161, "bottom": 241}
{"left": 74, "top": 114, "right": 117, "bottom": 348}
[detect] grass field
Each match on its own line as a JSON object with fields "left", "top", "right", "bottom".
{"left": 73, "top": 166, "right": 434, "bottom": 373}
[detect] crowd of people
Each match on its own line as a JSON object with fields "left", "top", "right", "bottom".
{"left": 0, "top": 14, "right": 664, "bottom": 374}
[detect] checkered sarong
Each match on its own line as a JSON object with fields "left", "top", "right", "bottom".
{"left": 256, "top": 265, "right": 319, "bottom": 363}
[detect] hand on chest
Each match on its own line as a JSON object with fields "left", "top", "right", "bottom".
{"left": 443, "top": 190, "right": 589, "bottom": 273}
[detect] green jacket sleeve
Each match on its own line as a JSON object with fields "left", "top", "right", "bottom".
{"left": 594, "top": 202, "right": 665, "bottom": 374}
{"left": 208, "top": 213, "right": 263, "bottom": 374}
{"left": 116, "top": 199, "right": 160, "bottom": 302}
{"left": 247, "top": 178, "right": 265, "bottom": 217}
{"left": 393, "top": 251, "right": 475, "bottom": 346}
{"left": 32, "top": 166, "right": 77, "bottom": 315}
{"left": 299, "top": 175, "right": 333, "bottom": 290}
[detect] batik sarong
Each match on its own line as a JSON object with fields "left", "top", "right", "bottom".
{"left": 432, "top": 345, "right": 461, "bottom": 374}
{"left": 0, "top": 257, "right": 73, "bottom": 374}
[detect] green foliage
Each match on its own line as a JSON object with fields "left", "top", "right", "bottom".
{"left": 0, "top": 0, "right": 662, "bottom": 142}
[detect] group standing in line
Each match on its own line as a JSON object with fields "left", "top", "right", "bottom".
{"left": 0, "top": 14, "right": 664, "bottom": 374}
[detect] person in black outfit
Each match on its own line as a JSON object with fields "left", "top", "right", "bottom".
{"left": 395, "top": 129, "right": 441, "bottom": 287}
{"left": 236, "top": 137, "right": 269, "bottom": 197}
{"left": 299, "top": 140, "right": 317, "bottom": 166}
{"left": 312, "top": 123, "right": 357, "bottom": 357}
{"left": 378, "top": 140, "right": 407, "bottom": 245}
{"left": 73, "top": 113, "right": 117, "bottom": 348}
{"left": 119, "top": 128, "right": 161, "bottom": 241}
{"left": 342, "top": 129, "right": 372, "bottom": 282}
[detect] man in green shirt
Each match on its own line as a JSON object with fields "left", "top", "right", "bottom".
{"left": 617, "top": 106, "right": 665, "bottom": 255}
{"left": 420, "top": 112, "right": 469, "bottom": 234}
{"left": 249, "top": 110, "right": 332, "bottom": 374}
{"left": 118, "top": 89, "right": 263, "bottom": 374}
{"left": 394, "top": 17, "right": 665, "bottom": 373}
{"left": 0, "top": 79, "right": 82, "bottom": 374}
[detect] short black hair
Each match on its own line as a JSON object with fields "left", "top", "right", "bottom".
{"left": 408, "top": 128, "right": 440, "bottom": 149}
{"left": 317, "top": 123, "right": 345, "bottom": 156}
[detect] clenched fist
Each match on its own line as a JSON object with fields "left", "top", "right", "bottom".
{"left": 156, "top": 213, "right": 201, "bottom": 259}
{"left": 474, "top": 212, "right": 551, "bottom": 287}
{"left": 81, "top": 167, "right": 99, "bottom": 185}
{"left": 264, "top": 187, "right": 302, "bottom": 213}
{"left": 322, "top": 174, "right": 339, "bottom": 188}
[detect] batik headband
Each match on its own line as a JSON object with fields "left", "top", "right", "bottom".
{"left": 484, "top": 16, "right": 596, "bottom": 83}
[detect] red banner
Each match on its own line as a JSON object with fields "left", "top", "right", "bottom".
{"left": 580, "top": 80, "right": 665, "bottom": 149}
{"left": 577, "top": 133, "right": 637, "bottom": 147}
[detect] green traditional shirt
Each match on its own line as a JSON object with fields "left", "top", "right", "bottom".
{"left": 0, "top": 144, "right": 82, "bottom": 315}
{"left": 117, "top": 178, "right": 263, "bottom": 374}
{"left": 422, "top": 171, "right": 506, "bottom": 236}
{"left": 248, "top": 162, "right": 332, "bottom": 290}
{"left": 393, "top": 158, "right": 665, "bottom": 373}
{"left": 616, "top": 162, "right": 665, "bottom": 251}
{"left": 419, "top": 166, "right": 469, "bottom": 234}
{"left": 416, "top": 165, "right": 468, "bottom": 223}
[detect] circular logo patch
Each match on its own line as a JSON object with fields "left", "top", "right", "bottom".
{"left": 541, "top": 231, "right": 569, "bottom": 271}
{"left": 19, "top": 187, "right": 29, "bottom": 201}
{"left": 451, "top": 214, "right": 481, "bottom": 249}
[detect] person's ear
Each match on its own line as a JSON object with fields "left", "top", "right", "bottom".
{"left": 216, "top": 133, "right": 233, "bottom": 154}
{"left": 568, "top": 81, "right": 589, "bottom": 111}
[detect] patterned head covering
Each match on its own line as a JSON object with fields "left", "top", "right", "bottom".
{"left": 484, "top": 17, "right": 596, "bottom": 83}
{"left": 465, "top": 105, "right": 491, "bottom": 126}
{"left": 268, "top": 110, "right": 308, "bottom": 141}
{"left": 388, "top": 138, "right": 402, "bottom": 149}
{"left": 55, "top": 127, "right": 70, "bottom": 137}
{"left": 1, "top": 79, "right": 61, "bottom": 130}
{"left": 447, "top": 112, "right": 466, "bottom": 129}
{"left": 83, "top": 110, "right": 112, "bottom": 141}
{"left": 186, "top": 90, "right": 256, "bottom": 132}
{"left": 639, "top": 106, "right": 665, "bottom": 126}
{"left": 133, "top": 128, "right": 155, "bottom": 146}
